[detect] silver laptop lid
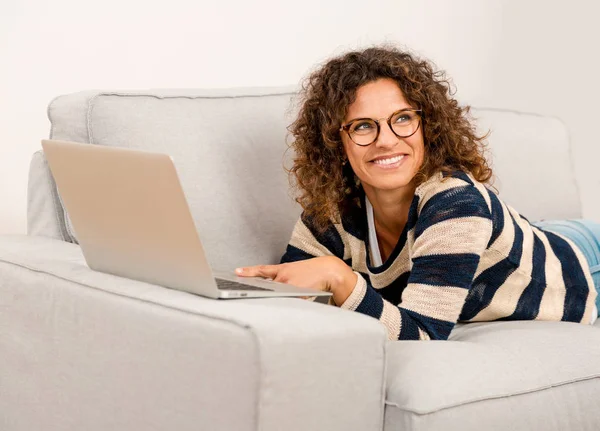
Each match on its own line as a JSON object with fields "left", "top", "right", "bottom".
{"left": 42, "top": 139, "right": 221, "bottom": 298}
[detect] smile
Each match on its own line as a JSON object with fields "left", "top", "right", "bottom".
{"left": 372, "top": 155, "right": 405, "bottom": 165}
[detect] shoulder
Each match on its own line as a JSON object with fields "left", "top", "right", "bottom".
{"left": 292, "top": 208, "right": 365, "bottom": 258}
{"left": 299, "top": 203, "right": 365, "bottom": 240}
{"left": 283, "top": 212, "right": 345, "bottom": 260}
{"left": 414, "top": 170, "right": 493, "bottom": 219}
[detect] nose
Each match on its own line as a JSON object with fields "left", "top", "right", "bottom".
{"left": 374, "top": 120, "right": 399, "bottom": 149}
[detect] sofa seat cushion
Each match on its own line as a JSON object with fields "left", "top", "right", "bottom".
{"left": 384, "top": 320, "right": 600, "bottom": 431}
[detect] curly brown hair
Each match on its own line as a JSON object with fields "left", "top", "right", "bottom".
{"left": 287, "top": 45, "right": 493, "bottom": 232}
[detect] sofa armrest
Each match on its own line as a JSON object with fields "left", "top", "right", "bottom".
{"left": 0, "top": 235, "right": 387, "bottom": 431}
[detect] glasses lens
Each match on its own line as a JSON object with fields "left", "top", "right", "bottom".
{"left": 349, "top": 119, "right": 378, "bottom": 145}
{"left": 391, "top": 111, "right": 419, "bottom": 137}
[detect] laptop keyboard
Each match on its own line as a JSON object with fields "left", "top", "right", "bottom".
{"left": 216, "top": 278, "right": 273, "bottom": 292}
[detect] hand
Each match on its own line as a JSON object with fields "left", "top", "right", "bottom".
{"left": 235, "top": 256, "right": 358, "bottom": 306}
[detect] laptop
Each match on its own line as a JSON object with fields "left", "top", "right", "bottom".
{"left": 41, "top": 139, "right": 332, "bottom": 300}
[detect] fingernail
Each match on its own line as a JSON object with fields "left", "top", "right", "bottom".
{"left": 235, "top": 268, "right": 243, "bottom": 274}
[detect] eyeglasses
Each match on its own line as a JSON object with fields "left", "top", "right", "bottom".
{"left": 339, "top": 109, "right": 423, "bottom": 146}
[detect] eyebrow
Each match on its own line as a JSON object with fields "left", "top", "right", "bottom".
{"left": 344, "top": 107, "right": 415, "bottom": 124}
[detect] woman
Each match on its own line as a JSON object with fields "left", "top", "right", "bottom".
{"left": 235, "top": 46, "right": 600, "bottom": 341}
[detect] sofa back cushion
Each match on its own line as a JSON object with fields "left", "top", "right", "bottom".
{"left": 40, "top": 88, "right": 581, "bottom": 270}
{"left": 47, "top": 88, "right": 299, "bottom": 270}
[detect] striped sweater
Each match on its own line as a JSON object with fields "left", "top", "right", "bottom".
{"left": 281, "top": 170, "right": 598, "bottom": 341}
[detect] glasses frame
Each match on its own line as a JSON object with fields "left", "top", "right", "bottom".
{"left": 339, "top": 108, "right": 423, "bottom": 146}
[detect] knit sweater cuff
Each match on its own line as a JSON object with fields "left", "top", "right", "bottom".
{"left": 340, "top": 272, "right": 367, "bottom": 311}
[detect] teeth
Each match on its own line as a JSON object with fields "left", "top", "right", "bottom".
{"left": 373, "top": 155, "right": 404, "bottom": 165}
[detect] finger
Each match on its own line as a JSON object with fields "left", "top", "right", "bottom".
{"left": 235, "top": 264, "right": 279, "bottom": 279}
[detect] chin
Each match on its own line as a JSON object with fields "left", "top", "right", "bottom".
{"left": 363, "top": 175, "right": 415, "bottom": 191}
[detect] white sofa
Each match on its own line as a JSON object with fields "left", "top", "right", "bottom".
{"left": 1, "top": 87, "right": 599, "bottom": 431}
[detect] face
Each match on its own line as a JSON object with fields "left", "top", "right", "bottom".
{"left": 341, "top": 78, "right": 425, "bottom": 194}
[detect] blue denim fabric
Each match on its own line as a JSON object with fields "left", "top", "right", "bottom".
{"left": 531, "top": 218, "right": 600, "bottom": 317}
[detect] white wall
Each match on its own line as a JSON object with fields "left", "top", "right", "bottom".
{"left": 488, "top": 1, "right": 600, "bottom": 220}
{"left": 1, "top": 0, "right": 597, "bottom": 235}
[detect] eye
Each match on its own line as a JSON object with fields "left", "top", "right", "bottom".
{"left": 394, "top": 113, "right": 412, "bottom": 123}
{"left": 354, "top": 121, "right": 374, "bottom": 131}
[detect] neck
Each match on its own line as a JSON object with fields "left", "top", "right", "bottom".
{"left": 364, "top": 183, "right": 416, "bottom": 237}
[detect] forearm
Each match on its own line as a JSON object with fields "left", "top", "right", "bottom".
{"left": 337, "top": 274, "right": 455, "bottom": 341}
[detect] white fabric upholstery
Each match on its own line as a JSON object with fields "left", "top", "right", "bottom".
{"left": 0, "top": 235, "right": 387, "bottom": 431}
{"left": 472, "top": 108, "right": 581, "bottom": 221}
{"left": 27, "top": 150, "right": 69, "bottom": 241}
{"left": 385, "top": 320, "right": 600, "bottom": 430}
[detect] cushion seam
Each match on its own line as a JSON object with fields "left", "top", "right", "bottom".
{"left": 378, "top": 343, "right": 388, "bottom": 430}
{"left": 91, "top": 90, "right": 296, "bottom": 100}
{"left": 47, "top": 94, "right": 62, "bottom": 141}
{"left": 385, "top": 374, "right": 600, "bottom": 415}
{"left": 44, "top": 101, "right": 70, "bottom": 242}
{"left": 86, "top": 91, "right": 296, "bottom": 145}
{"left": 86, "top": 93, "right": 101, "bottom": 144}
